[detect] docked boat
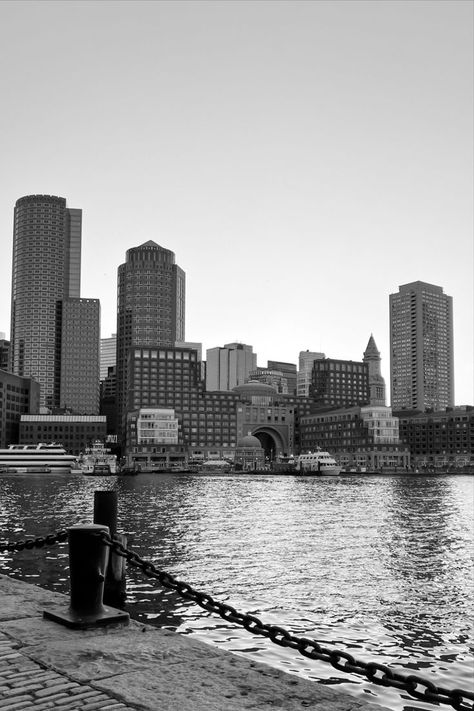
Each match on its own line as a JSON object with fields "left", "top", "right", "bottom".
{"left": 78, "top": 441, "right": 117, "bottom": 475}
{"left": 295, "top": 448, "right": 342, "bottom": 476}
{"left": 0, "top": 443, "right": 77, "bottom": 473}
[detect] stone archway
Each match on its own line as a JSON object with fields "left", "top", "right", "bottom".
{"left": 252, "top": 428, "right": 285, "bottom": 462}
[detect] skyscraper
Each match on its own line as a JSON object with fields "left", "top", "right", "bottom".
{"left": 10, "top": 194, "right": 99, "bottom": 412}
{"left": 11, "top": 195, "right": 81, "bottom": 409}
{"left": 205, "top": 343, "right": 257, "bottom": 391}
{"left": 389, "top": 281, "right": 454, "bottom": 411}
{"left": 100, "top": 333, "right": 117, "bottom": 380}
{"left": 297, "top": 350, "right": 325, "bottom": 397}
{"left": 116, "top": 240, "right": 185, "bottom": 438}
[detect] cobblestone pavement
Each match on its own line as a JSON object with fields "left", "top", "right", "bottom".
{"left": 0, "top": 635, "right": 138, "bottom": 711}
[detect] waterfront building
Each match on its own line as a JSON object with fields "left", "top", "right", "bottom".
{"left": 0, "top": 370, "right": 40, "bottom": 447}
{"left": 267, "top": 360, "right": 297, "bottom": 396}
{"left": 100, "top": 334, "right": 116, "bottom": 381}
{"left": 60, "top": 298, "right": 100, "bottom": 414}
{"left": 205, "top": 343, "right": 257, "bottom": 391}
{"left": 233, "top": 382, "right": 295, "bottom": 459}
{"left": 234, "top": 433, "right": 265, "bottom": 471}
{"left": 363, "top": 335, "right": 386, "bottom": 406}
{"left": 0, "top": 335, "right": 10, "bottom": 372}
{"left": 248, "top": 368, "right": 289, "bottom": 394}
{"left": 175, "top": 341, "right": 205, "bottom": 380}
{"left": 389, "top": 281, "right": 454, "bottom": 410}
{"left": 125, "top": 345, "right": 238, "bottom": 460}
{"left": 19, "top": 414, "right": 107, "bottom": 455}
{"left": 300, "top": 406, "right": 410, "bottom": 471}
{"left": 395, "top": 406, "right": 474, "bottom": 470}
{"left": 309, "top": 357, "right": 370, "bottom": 409}
{"left": 116, "top": 240, "right": 185, "bottom": 441}
{"left": 297, "top": 351, "right": 325, "bottom": 397}
{"left": 126, "top": 407, "right": 185, "bottom": 469}
{"left": 10, "top": 194, "right": 99, "bottom": 411}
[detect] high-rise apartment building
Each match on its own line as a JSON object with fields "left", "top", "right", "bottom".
{"left": 10, "top": 195, "right": 98, "bottom": 412}
{"left": 206, "top": 343, "right": 257, "bottom": 391}
{"left": 389, "top": 281, "right": 454, "bottom": 410}
{"left": 116, "top": 240, "right": 185, "bottom": 439}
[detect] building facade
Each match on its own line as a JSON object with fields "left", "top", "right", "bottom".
{"left": 309, "top": 358, "right": 370, "bottom": 409}
{"left": 206, "top": 343, "right": 257, "bottom": 391}
{"left": 100, "top": 334, "right": 117, "bottom": 381}
{"left": 389, "top": 281, "right": 454, "bottom": 410}
{"left": 300, "top": 406, "right": 410, "bottom": 471}
{"left": 0, "top": 370, "right": 40, "bottom": 447}
{"left": 19, "top": 414, "right": 107, "bottom": 455}
{"left": 297, "top": 351, "right": 325, "bottom": 397}
{"left": 395, "top": 406, "right": 474, "bottom": 470}
{"left": 60, "top": 298, "right": 100, "bottom": 413}
{"left": 116, "top": 241, "right": 185, "bottom": 440}
{"left": 248, "top": 368, "right": 289, "bottom": 394}
{"left": 0, "top": 335, "right": 10, "bottom": 372}
{"left": 267, "top": 360, "right": 297, "bottom": 396}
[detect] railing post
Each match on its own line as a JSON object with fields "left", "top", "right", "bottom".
{"left": 93, "top": 490, "right": 127, "bottom": 606}
{"left": 43, "top": 524, "right": 129, "bottom": 629}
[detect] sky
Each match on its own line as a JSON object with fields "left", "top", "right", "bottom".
{"left": 0, "top": 0, "right": 472, "bottom": 404}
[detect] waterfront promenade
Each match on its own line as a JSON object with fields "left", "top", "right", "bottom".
{"left": 0, "top": 573, "right": 391, "bottom": 711}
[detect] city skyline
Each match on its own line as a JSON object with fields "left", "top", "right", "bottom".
{"left": 0, "top": 1, "right": 472, "bottom": 404}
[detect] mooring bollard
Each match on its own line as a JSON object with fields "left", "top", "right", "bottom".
{"left": 93, "top": 490, "right": 127, "bottom": 606}
{"left": 43, "top": 524, "right": 129, "bottom": 629}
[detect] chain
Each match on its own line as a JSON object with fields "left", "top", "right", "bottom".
{"left": 98, "top": 530, "right": 474, "bottom": 711}
{"left": 0, "top": 530, "right": 69, "bottom": 553}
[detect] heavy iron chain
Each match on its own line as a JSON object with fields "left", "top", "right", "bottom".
{"left": 0, "top": 530, "right": 69, "bottom": 553}
{"left": 97, "top": 530, "right": 474, "bottom": 711}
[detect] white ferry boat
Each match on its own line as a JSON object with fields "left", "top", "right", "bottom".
{"left": 0, "top": 443, "right": 77, "bottom": 473}
{"left": 295, "top": 448, "right": 342, "bottom": 476}
{"left": 78, "top": 441, "right": 117, "bottom": 475}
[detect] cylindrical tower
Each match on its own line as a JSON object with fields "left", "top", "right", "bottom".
{"left": 115, "top": 240, "right": 185, "bottom": 441}
{"left": 11, "top": 194, "right": 82, "bottom": 410}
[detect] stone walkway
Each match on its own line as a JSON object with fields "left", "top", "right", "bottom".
{"left": 0, "top": 574, "right": 391, "bottom": 711}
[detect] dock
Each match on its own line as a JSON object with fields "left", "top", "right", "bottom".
{"left": 0, "top": 572, "right": 391, "bottom": 710}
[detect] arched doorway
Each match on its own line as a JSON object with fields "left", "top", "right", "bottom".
{"left": 252, "top": 428, "right": 284, "bottom": 462}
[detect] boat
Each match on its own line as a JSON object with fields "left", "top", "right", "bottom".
{"left": 294, "top": 448, "right": 342, "bottom": 476}
{"left": 78, "top": 441, "right": 117, "bottom": 475}
{"left": 0, "top": 443, "right": 77, "bottom": 473}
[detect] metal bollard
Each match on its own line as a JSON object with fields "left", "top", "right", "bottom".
{"left": 43, "top": 524, "right": 129, "bottom": 629}
{"left": 93, "top": 490, "right": 127, "bottom": 606}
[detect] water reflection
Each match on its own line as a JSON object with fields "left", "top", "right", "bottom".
{"left": 0, "top": 472, "right": 473, "bottom": 710}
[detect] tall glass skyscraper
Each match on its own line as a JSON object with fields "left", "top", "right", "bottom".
{"left": 10, "top": 194, "right": 99, "bottom": 412}
{"left": 116, "top": 240, "right": 185, "bottom": 439}
{"left": 389, "top": 281, "right": 454, "bottom": 411}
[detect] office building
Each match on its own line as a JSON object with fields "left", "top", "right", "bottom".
{"left": 116, "top": 241, "right": 185, "bottom": 440}
{"left": 300, "top": 406, "right": 409, "bottom": 471}
{"left": 60, "top": 298, "right": 100, "bottom": 413}
{"left": 248, "top": 368, "right": 289, "bottom": 394}
{"left": 297, "top": 351, "right": 325, "bottom": 396}
{"left": 267, "top": 360, "right": 297, "bottom": 396}
{"left": 100, "top": 334, "right": 116, "bottom": 381}
{"left": 389, "top": 281, "right": 454, "bottom": 410}
{"left": 20, "top": 414, "right": 107, "bottom": 455}
{"left": 10, "top": 194, "right": 99, "bottom": 411}
{"left": 206, "top": 343, "right": 257, "bottom": 391}
{"left": 0, "top": 370, "right": 40, "bottom": 447}
{"left": 395, "top": 406, "right": 473, "bottom": 470}
{"left": 0, "top": 334, "right": 10, "bottom": 372}
{"left": 310, "top": 358, "right": 370, "bottom": 409}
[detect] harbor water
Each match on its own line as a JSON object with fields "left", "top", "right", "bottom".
{"left": 0, "top": 472, "right": 473, "bottom": 710}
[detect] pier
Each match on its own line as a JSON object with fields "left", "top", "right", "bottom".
{"left": 0, "top": 573, "right": 390, "bottom": 710}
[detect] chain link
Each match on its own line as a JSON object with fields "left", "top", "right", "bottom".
{"left": 98, "top": 530, "right": 474, "bottom": 711}
{"left": 0, "top": 530, "right": 69, "bottom": 553}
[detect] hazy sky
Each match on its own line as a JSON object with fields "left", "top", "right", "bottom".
{"left": 0, "top": 0, "right": 472, "bottom": 404}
